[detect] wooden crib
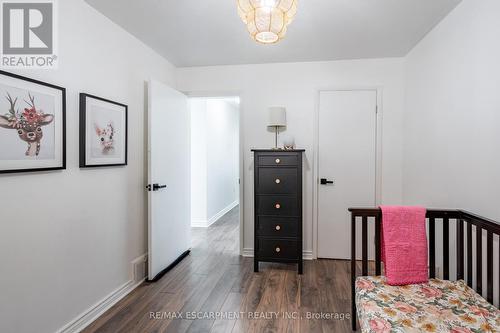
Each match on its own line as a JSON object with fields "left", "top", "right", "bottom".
{"left": 349, "top": 208, "right": 500, "bottom": 331}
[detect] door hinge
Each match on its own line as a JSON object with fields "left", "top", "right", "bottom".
{"left": 376, "top": 105, "right": 379, "bottom": 114}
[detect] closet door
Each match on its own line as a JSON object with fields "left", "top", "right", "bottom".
{"left": 317, "top": 90, "right": 377, "bottom": 259}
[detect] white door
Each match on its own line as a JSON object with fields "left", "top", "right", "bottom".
{"left": 148, "top": 80, "right": 190, "bottom": 280}
{"left": 317, "top": 90, "right": 377, "bottom": 259}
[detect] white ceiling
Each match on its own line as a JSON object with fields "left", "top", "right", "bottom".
{"left": 85, "top": 0, "right": 461, "bottom": 67}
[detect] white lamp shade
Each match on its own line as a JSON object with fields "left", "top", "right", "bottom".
{"left": 268, "top": 107, "right": 287, "bottom": 127}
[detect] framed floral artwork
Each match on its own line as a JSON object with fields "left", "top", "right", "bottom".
{"left": 79, "top": 93, "right": 128, "bottom": 168}
{"left": 0, "top": 71, "right": 66, "bottom": 174}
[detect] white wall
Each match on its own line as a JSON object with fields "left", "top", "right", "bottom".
{"left": 190, "top": 98, "right": 239, "bottom": 227}
{"left": 0, "top": 1, "right": 176, "bottom": 332}
{"left": 403, "top": 0, "right": 500, "bottom": 220}
{"left": 206, "top": 99, "right": 240, "bottom": 219}
{"left": 403, "top": 0, "right": 500, "bottom": 305}
{"left": 190, "top": 99, "right": 208, "bottom": 223}
{"left": 177, "top": 59, "right": 406, "bottom": 256}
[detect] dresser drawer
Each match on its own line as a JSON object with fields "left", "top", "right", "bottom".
{"left": 257, "top": 239, "right": 298, "bottom": 260}
{"left": 256, "top": 195, "right": 298, "bottom": 216}
{"left": 257, "top": 154, "right": 298, "bottom": 167}
{"left": 257, "top": 167, "right": 298, "bottom": 194}
{"left": 257, "top": 216, "right": 299, "bottom": 238}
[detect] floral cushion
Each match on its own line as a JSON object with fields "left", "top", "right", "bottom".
{"left": 355, "top": 276, "right": 500, "bottom": 333}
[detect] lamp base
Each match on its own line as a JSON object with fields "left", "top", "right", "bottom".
{"left": 271, "top": 126, "right": 284, "bottom": 150}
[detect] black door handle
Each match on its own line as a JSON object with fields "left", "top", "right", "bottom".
{"left": 146, "top": 183, "right": 167, "bottom": 191}
{"left": 153, "top": 184, "right": 167, "bottom": 191}
{"left": 320, "top": 178, "right": 334, "bottom": 185}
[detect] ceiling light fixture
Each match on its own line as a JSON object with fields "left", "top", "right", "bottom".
{"left": 237, "top": 0, "right": 298, "bottom": 44}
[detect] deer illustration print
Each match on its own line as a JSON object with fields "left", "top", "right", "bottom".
{"left": 94, "top": 122, "right": 115, "bottom": 154}
{"left": 0, "top": 93, "right": 54, "bottom": 157}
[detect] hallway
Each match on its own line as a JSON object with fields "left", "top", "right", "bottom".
{"left": 83, "top": 206, "right": 352, "bottom": 333}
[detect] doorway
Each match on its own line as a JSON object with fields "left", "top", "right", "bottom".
{"left": 147, "top": 86, "right": 242, "bottom": 281}
{"left": 317, "top": 90, "right": 379, "bottom": 260}
{"left": 189, "top": 97, "right": 241, "bottom": 253}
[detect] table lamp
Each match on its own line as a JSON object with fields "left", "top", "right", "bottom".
{"left": 268, "top": 107, "right": 287, "bottom": 149}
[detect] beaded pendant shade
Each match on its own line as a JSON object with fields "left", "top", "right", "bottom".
{"left": 237, "top": 0, "right": 298, "bottom": 44}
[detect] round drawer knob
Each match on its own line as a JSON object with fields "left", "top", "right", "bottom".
{"left": 275, "top": 247, "right": 281, "bottom": 253}
{"left": 275, "top": 203, "right": 281, "bottom": 209}
{"left": 275, "top": 158, "right": 281, "bottom": 164}
{"left": 275, "top": 178, "right": 281, "bottom": 184}
{"left": 275, "top": 225, "right": 281, "bottom": 231}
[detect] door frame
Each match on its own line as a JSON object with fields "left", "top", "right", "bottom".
{"left": 183, "top": 90, "right": 244, "bottom": 256}
{"left": 312, "top": 87, "right": 383, "bottom": 259}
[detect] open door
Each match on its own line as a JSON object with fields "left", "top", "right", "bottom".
{"left": 147, "top": 80, "right": 190, "bottom": 281}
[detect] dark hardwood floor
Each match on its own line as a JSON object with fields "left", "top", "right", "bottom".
{"left": 83, "top": 206, "right": 353, "bottom": 333}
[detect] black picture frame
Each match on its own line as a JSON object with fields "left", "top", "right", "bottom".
{"left": 79, "top": 93, "right": 128, "bottom": 168}
{"left": 0, "top": 70, "right": 66, "bottom": 174}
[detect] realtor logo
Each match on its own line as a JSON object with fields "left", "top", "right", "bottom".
{"left": 1, "top": 0, "right": 58, "bottom": 68}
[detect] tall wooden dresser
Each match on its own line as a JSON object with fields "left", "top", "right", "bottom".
{"left": 252, "top": 149, "right": 304, "bottom": 274}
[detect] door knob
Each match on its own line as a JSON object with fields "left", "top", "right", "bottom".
{"left": 275, "top": 247, "right": 281, "bottom": 253}
{"left": 275, "top": 225, "right": 281, "bottom": 231}
{"left": 320, "top": 178, "right": 334, "bottom": 185}
{"left": 275, "top": 203, "right": 281, "bottom": 209}
{"left": 275, "top": 178, "right": 281, "bottom": 184}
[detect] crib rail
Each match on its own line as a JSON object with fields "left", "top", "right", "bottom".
{"left": 349, "top": 208, "right": 500, "bottom": 331}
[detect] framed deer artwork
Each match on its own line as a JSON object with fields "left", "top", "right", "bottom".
{"left": 79, "top": 93, "right": 128, "bottom": 168}
{"left": 0, "top": 71, "right": 66, "bottom": 174}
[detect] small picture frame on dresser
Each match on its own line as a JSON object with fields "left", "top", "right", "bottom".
{"left": 252, "top": 149, "right": 305, "bottom": 274}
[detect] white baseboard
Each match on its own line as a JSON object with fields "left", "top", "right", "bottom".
{"left": 131, "top": 253, "right": 148, "bottom": 282}
{"left": 303, "top": 250, "right": 314, "bottom": 260}
{"left": 57, "top": 254, "right": 147, "bottom": 333}
{"left": 191, "top": 201, "right": 239, "bottom": 228}
{"left": 242, "top": 248, "right": 254, "bottom": 257}
{"left": 191, "top": 218, "right": 208, "bottom": 228}
{"left": 242, "top": 248, "right": 314, "bottom": 260}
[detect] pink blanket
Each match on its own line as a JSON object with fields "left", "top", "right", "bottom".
{"left": 380, "top": 206, "right": 428, "bottom": 285}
